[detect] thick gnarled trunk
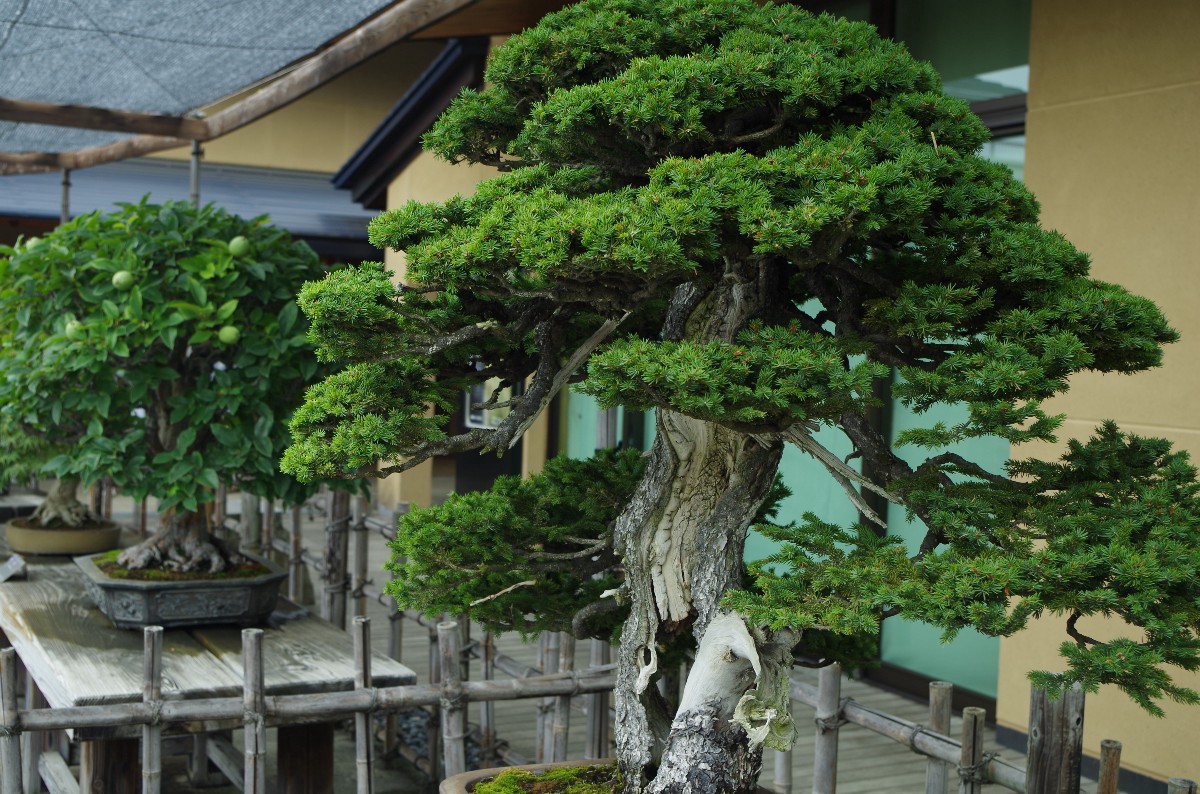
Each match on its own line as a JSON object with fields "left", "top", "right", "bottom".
{"left": 614, "top": 266, "right": 794, "bottom": 792}
{"left": 117, "top": 509, "right": 231, "bottom": 573}
{"left": 28, "top": 476, "right": 94, "bottom": 528}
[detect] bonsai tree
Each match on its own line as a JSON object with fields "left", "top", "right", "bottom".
{"left": 0, "top": 200, "right": 330, "bottom": 572}
{"left": 283, "top": 1, "right": 1200, "bottom": 790}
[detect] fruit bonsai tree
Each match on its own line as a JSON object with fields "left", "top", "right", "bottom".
{"left": 0, "top": 200, "right": 329, "bottom": 572}
{"left": 283, "top": 1, "right": 1200, "bottom": 791}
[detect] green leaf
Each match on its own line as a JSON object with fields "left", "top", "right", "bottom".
{"left": 278, "top": 301, "right": 298, "bottom": 335}
{"left": 216, "top": 299, "right": 239, "bottom": 322}
{"left": 127, "top": 286, "right": 143, "bottom": 320}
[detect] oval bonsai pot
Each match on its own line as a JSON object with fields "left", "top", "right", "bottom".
{"left": 4, "top": 517, "right": 122, "bottom": 556}
{"left": 74, "top": 551, "right": 287, "bottom": 630}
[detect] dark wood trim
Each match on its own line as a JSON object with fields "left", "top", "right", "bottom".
{"left": 333, "top": 37, "right": 490, "bottom": 209}
{"left": 859, "top": 662, "right": 997, "bottom": 722}
{"left": 972, "top": 93, "right": 1026, "bottom": 138}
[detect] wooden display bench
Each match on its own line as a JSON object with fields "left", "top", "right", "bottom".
{"left": 0, "top": 556, "right": 416, "bottom": 793}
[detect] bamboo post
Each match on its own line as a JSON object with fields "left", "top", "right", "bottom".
{"left": 957, "top": 707, "right": 986, "bottom": 794}
{"left": 1026, "top": 683, "right": 1085, "bottom": 794}
{"left": 481, "top": 631, "right": 496, "bottom": 767}
{"left": 552, "top": 631, "right": 576, "bottom": 762}
{"left": 584, "top": 639, "right": 610, "bottom": 759}
{"left": 773, "top": 749, "right": 793, "bottom": 794}
{"left": 1, "top": 648, "right": 21, "bottom": 794}
{"left": 289, "top": 505, "right": 303, "bottom": 603}
{"left": 60, "top": 168, "right": 70, "bottom": 223}
{"left": 427, "top": 616, "right": 442, "bottom": 773}
{"left": 243, "top": 629, "right": 266, "bottom": 794}
{"left": 384, "top": 560, "right": 404, "bottom": 761}
{"left": 352, "top": 499, "right": 369, "bottom": 620}
{"left": 142, "top": 626, "right": 163, "bottom": 794}
{"left": 541, "top": 631, "right": 562, "bottom": 762}
{"left": 535, "top": 632, "right": 547, "bottom": 763}
{"left": 323, "top": 490, "right": 351, "bottom": 628}
{"left": 812, "top": 662, "right": 842, "bottom": 794}
{"left": 353, "top": 616, "right": 375, "bottom": 794}
{"left": 189, "top": 140, "right": 202, "bottom": 208}
{"left": 438, "top": 621, "right": 466, "bottom": 779}
{"left": 20, "top": 674, "right": 46, "bottom": 794}
{"left": 241, "top": 491, "right": 262, "bottom": 554}
{"left": 926, "top": 681, "right": 953, "bottom": 794}
{"left": 1096, "top": 739, "right": 1122, "bottom": 794}
{"left": 260, "top": 498, "right": 273, "bottom": 562}
{"left": 1168, "top": 780, "right": 1198, "bottom": 794}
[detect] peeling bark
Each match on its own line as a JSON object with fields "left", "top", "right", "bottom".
{"left": 614, "top": 264, "right": 793, "bottom": 792}
{"left": 28, "top": 476, "right": 94, "bottom": 528}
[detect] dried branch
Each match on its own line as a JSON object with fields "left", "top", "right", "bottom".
{"left": 470, "top": 579, "right": 537, "bottom": 607}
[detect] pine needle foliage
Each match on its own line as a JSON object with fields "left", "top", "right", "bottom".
{"left": 283, "top": 0, "right": 1195, "bottom": 715}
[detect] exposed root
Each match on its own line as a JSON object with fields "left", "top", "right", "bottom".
{"left": 29, "top": 477, "right": 95, "bottom": 528}
{"left": 117, "top": 531, "right": 239, "bottom": 574}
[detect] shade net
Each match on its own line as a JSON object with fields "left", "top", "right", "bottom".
{"left": 0, "top": 0, "right": 397, "bottom": 153}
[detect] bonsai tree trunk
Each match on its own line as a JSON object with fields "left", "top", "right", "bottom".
{"left": 613, "top": 274, "right": 797, "bottom": 793}
{"left": 28, "top": 476, "right": 94, "bottom": 528}
{"left": 117, "top": 509, "right": 230, "bottom": 573}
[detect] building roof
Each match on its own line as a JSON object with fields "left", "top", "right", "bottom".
{"left": 0, "top": 156, "right": 379, "bottom": 258}
{"left": 334, "top": 37, "right": 489, "bottom": 210}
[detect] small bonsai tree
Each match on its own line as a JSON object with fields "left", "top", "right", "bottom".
{"left": 0, "top": 200, "right": 329, "bottom": 572}
{"left": 283, "top": 2, "right": 1200, "bottom": 791}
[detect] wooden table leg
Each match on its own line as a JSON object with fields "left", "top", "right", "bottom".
{"left": 277, "top": 723, "right": 335, "bottom": 794}
{"left": 21, "top": 677, "right": 49, "bottom": 794}
{"left": 79, "top": 738, "right": 139, "bottom": 794}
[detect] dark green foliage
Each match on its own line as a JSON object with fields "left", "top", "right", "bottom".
{"left": 0, "top": 200, "right": 331, "bottom": 512}
{"left": 283, "top": 0, "right": 1195, "bottom": 715}
{"left": 386, "top": 449, "right": 645, "bottom": 636}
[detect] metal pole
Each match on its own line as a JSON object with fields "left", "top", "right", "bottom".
{"left": 60, "top": 169, "right": 70, "bottom": 224}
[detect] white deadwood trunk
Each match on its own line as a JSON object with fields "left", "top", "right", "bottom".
{"left": 613, "top": 271, "right": 798, "bottom": 793}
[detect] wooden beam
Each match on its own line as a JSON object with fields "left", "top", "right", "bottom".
{"left": 202, "top": 0, "right": 479, "bottom": 140}
{"left": 0, "top": 97, "right": 206, "bottom": 139}
{"left": 410, "top": 0, "right": 569, "bottom": 38}
{"left": 0, "top": 0, "right": 478, "bottom": 176}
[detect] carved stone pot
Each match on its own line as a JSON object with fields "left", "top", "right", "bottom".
{"left": 4, "top": 518, "right": 121, "bottom": 556}
{"left": 74, "top": 551, "right": 286, "bottom": 630}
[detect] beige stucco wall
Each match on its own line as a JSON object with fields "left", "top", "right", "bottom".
{"left": 995, "top": 1, "right": 1200, "bottom": 782}
{"left": 156, "top": 41, "right": 443, "bottom": 172}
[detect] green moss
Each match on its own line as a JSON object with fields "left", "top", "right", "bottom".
{"left": 472, "top": 764, "right": 620, "bottom": 794}
{"left": 94, "top": 549, "right": 272, "bottom": 581}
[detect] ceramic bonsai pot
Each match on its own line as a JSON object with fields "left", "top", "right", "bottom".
{"left": 74, "top": 551, "right": 287, "bottom": 629}
{"left": 4, "top": 517, "right": 121, "bottom": 556}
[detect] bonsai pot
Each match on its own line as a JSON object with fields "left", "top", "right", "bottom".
{"left": 74, "top": 551, "right": 287, "bottom": 630}
{"left": 4, "top": 517, "right": 121, "bottom": 556}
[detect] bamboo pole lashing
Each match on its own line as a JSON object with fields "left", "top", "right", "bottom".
{"left": 958, "top": 707, "right": 986, "bottom": 794}
{"left": 926, "top": 681, "right": 953, "bottom": 794}
{"left": 1, "top": 648, "right": 21, "bottom": 794}
{"left": 242, "top": 629, "right": 266, "bottom": 794}
{"left": 142, "top": 626, "right": 163, "bottom": 794}
{"left": 353, "top": 617, "right": 375, "bottom": 794}
{"left": 812, "top": 662, "right": 842, "bottom": 794}
{"left": 438, "top": 621, "right": 466, "bottom": 779}
{"left": 552, "top": 632, "right": 575, "bottom": 762}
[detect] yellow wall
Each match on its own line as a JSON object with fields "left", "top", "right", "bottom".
{"left": 157, "top": 41, "right": 444, "bottom": 173}
{"left": 374, "top": 148, "right": 557, "bottom": 510}
{"left": 996, "top": 1, "right": 1200, "bottom": 782}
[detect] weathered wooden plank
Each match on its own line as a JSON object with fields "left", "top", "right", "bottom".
{"left": 206, "top": 733, "right": 244, "bottom": 790}
{"left": 0, "top": 564, "right": 242, "bottom": 708}
{"left": 191, "top": 612, "right": 416, "bottom": 696}
{"left": 35, "top": 751, "right": 78, "bottom": 794}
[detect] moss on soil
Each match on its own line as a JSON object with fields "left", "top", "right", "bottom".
{"left": 472, "top": 764, "right": 620, "bottom": 794}
{"left": 94, "top": 549, "right": 272, "bottom": 581}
